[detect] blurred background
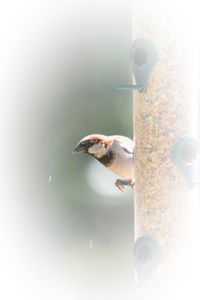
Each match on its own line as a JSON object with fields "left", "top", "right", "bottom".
{"left": 1, "top": 0, "right": 135, "bottom": 299}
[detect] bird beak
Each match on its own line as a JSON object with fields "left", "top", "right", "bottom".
{"left": 72, "top": 144, "right": 86, "bottom": 153}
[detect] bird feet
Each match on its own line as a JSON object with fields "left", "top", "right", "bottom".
{"left": 115, "top": 179, "right": 135, "bottom": 192}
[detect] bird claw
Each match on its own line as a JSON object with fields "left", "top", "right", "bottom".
{"left": 115, "top": 179, "right": 134, "bottom": 192}
{"left": 115, "top": 179, "right": 125, "bottom": 192}
{"left": 128, "top": 179, "right": 135, "bottom": 189}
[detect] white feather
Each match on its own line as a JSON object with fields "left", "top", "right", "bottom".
{"left": 88, "top": 143, "right": 107, "bottom": 158}
{"left": 108, "top": 137, "right": 134, "bottom": 178}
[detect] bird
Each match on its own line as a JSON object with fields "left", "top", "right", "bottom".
{"left": 73, "top": 134, "right": 135, "bottom": 191}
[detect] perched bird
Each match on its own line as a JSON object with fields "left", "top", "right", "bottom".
{"left": 73, "top": 134, "right": 135, "bottom": 191}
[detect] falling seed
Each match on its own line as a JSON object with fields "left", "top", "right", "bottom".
{"left": 48, "top": 176, "right": 52, "bottom": 183}
{"left": 89, "top": 240, "right": 93, "bottom": 249}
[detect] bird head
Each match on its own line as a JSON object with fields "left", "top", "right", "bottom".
{"left": 73, "top": 134, "right": 113, "bottom": 158}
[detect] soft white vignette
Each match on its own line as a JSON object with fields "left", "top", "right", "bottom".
{"left": 0, "top": 3, "right": 78, "bottom": 299}
{"left": 0, "top": 1, "right": 134, "bottom": 300}
{"left": 0, "top": 0, "right": 199, "bottom": 299}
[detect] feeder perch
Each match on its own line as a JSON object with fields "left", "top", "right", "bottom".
{"left": 172, "top": 134, "right": 200, "bottom": 185}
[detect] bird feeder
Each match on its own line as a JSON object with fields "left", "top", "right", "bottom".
{"left": 132, "top": 0, "right": 200, "bottom": 286}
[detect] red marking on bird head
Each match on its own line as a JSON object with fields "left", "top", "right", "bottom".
{"left": 81, "top": 134, "right": 113, "bottom": 146}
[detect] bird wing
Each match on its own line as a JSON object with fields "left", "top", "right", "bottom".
{"left": 111, "top": 135, "right": 134, "bottom": 154}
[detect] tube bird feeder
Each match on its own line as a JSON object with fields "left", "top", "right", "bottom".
{"left": 132, "top": 0, "right": 200, "bottom": 285}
